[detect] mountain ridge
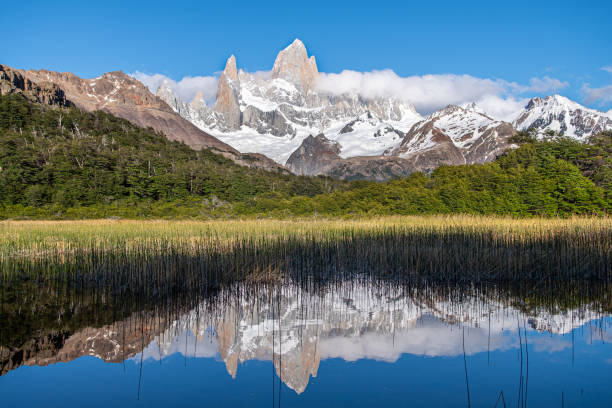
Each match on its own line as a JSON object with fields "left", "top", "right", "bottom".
{"left": 153, "top": 40, "right": 611, "bottom": 180}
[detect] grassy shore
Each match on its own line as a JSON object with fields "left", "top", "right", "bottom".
{"left": 2, "top": 215, "right": 610, "bottom": 252}
{"left": 0, "top": 216, "right": 609, "bottom": 283}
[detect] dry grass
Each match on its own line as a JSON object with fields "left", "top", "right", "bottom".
{"left": 1, "top": 216, "right": 610, "bottom": 255}
{"left": 0, "top": 216, "right": 610, "bottom": 283}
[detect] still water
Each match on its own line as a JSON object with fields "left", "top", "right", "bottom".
{"left": 1, "top": 280, "right": 611, "bottom": 407}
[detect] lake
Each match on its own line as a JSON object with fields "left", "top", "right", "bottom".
{"left": 1, "top": 277, "right": 610, "bottom": 407}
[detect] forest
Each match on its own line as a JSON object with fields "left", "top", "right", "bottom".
{"left": 0, "top": 93, "right": 610, "bottom": 218}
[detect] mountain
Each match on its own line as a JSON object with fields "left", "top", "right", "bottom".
{"left": 394, "top": 104, "right": 515, "bottom": 164}
{"left": 3, "top": 64, "right": 284, "bottom": 172}
{"left": 156, "top": 39, "right": 422, "bottom": 166}
{"left": 513, "top": 95, "right": 612, "bottom": 139}
{"left": 153, "top": 41, "right": 612, "bottom": 180}
{"left": 286, "top": 104, "right": 515, "bottom": 179}
{"left": 5, "top": 45, "right": 611, "bottom": 181}
{"left": 19, "top": 68, "right": 231, "bottom": 151}
{"left": 154, "top": 40, "right": 521, "bottom": 180}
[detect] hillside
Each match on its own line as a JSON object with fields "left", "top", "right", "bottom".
{"left": 0, "top": 93, "right": 348, "bottom": 217}
{"left": 0, "top": 64, "right": 285, "bottom": 172}
{"left": 0, "top": 93, "right": 609, "bottom": 218}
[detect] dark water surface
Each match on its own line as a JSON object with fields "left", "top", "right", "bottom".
{"left": 1, "top": 279, "right": 611, "bottom": 407}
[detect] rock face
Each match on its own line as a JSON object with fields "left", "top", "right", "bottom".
{"left": 286, "top": 134, "right": 342, "bottom": 176}
{"left": 513, "top": 95, "right": 612, "bottom": 140}
{"left": 213, "top": 55, "right": 241, "bottom": 130}
{"left": 270, "top": 39, "right": 319, "bottom": 92}
{"left": 0, "top": 64, "right": 69, "bottom": 107}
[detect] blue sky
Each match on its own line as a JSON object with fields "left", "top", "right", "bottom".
{"left": 2, "top": 0, "right": 611, "bottom": 114}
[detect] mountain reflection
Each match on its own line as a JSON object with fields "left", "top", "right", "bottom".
{"left": 2, "top": 278, "right": 608, "bottom": 394}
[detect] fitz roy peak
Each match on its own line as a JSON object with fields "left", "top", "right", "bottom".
{"left": 157, "top": 39, "right": 423, "bottom": 168}
{"left": 155, "top": 39, "right": 612, "bottom": 180}
{"left": 270, "top": 39, "right": 319, "bottom": 92}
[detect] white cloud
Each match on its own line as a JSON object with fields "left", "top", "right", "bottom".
{"left": 316, "top": 69, "right": 568, "bottom": 120}
{"left": 131, "top": 71, "right": 218, "bottom": 104}
{"left": 582, "top": 83, "right": 612, "bottom": 105}
{"left": 131, "top": 67, "right": 571, "bottom": 122}
{"left": 579, "top": 66, "right": 612, "bottom": 106}
{"left": 472, "top": 95, "right": 530, "bottom": 122}
{"left": 316, "top": 70, "right": 514, "bottom": 114}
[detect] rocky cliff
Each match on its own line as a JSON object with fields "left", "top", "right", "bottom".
{"left": 0, "top": 64, "right": 69, "bottom": 107}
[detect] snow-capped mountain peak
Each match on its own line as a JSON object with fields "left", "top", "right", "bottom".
{"left": 222, "top": 54, "right": 239, "bottom": 81}
{"left": 152, "top": 42, "right": 609, "bottom": 180}
{"left": 155, "top": 39, "right": 423, "bottom": 165}
{"left": 394, "top": 103, "right": 514, "bottom": 164}
{"left": 513, "top": 94, "right": 612, "bottom": 139}
{"left": 459, "top": 102, "right": 488, "bottom": 116}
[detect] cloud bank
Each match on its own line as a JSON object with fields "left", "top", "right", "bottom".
{"left": 132, "top": 68, "right": 570, "bottom": 121}
{"left": 131, "top": 71, "right": 218, "bottom": 104}
{"left": 316, "top": 69, "right": 568, "bottom": 120}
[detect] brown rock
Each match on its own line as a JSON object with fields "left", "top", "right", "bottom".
{"left": 270, "top": 39, "right": 319, "bottom": 92}
{"left": 0, "top": 64, "right": 69, "bottom": 107}
{"left": 212, "top": 55, "right": 241, "bottom": 130}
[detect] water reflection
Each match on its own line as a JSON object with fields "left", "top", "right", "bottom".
{"left": 2, "top": 278, "right": 609, "bottom": 401}
{"left": 142, "top": 281, "right": 607, "bottom": 394}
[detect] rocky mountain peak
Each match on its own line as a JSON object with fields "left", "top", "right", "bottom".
{"left": 525, "top": 94, "right": 581, "bottom": 111}
{"left": 271, "top": 39, "right": 319, "bottom": 91}
{"left": 460, "top": 102, "right": 488, "bottom": 116}
{"left": 222, "top": 55, "right": 239, "bottom": 82}
{"left": 286, "top": 134, "right": 341, "bottom": 176}
{"left": 212, "top": 55, "right": 242, "bottom": 130}
{"left": 438, "top": 104, "right": 462, "bottom": 115}
{"left": 191, "top": 90, "right": 207, "bottom": 110}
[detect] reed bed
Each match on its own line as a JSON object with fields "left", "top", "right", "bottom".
{"left": 0, "top": 216, "right": 610, "bottom": 286}
{"left": 1, "top": 215, "right": 610, "bottom": 256}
